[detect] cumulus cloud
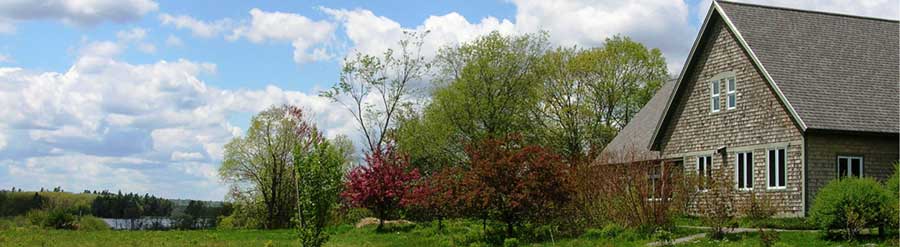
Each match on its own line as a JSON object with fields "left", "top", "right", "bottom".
{"left": 0, "top": 0, "right": 158, "bottom": 28}
{"left": 165, "top": 35, "right": 184, "bottom": 47}
{"left": 159, "top": 13, "right": 233, "bottom": 38}
{"left": 0, "top": 47, "right": 356, "bottom": 200}
{"left": 229, "top": 8, "right": 337, "bottom": 63}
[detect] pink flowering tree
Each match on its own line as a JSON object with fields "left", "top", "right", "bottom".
{"left": 342, "top": 144, "right": 420, "bottom": 230}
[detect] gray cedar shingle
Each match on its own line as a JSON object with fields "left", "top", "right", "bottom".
{"left": 717, "top": 1, "right": 900, "bottom": 133}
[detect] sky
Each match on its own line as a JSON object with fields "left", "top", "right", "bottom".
{"left": 0, "top": 0, "right": 896, "bottom": 201}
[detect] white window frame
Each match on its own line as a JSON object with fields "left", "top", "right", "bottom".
{"left": 836, "top": 156, "right": 864, "bottom": 178}
{"left": 726, "top": 77, "right": 736, "bottom": 110}
{"left": 766, "top": 147, "right": 787, "bottom": 189}
{"left": 735, "top": 152, "right": 753, "bottom": 190}
{"left": 697, "top": 155, "right": 712, "bottom": 192}
{"left": 710, "top": 80, "right": 721, "bottom": 113}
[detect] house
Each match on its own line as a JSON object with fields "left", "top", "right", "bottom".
{"left": 604, "top": 0, "right": 899, "bottom": 216}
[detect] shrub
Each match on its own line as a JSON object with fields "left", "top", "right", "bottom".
{"left": 76, "top": 216, "right": 109, "bottom": 231}
{"left": 25, "top": 210, "right": 48, "bottom": 227}
{"left": 342, "top": 144, "right": 420, "bottom": 231}
{"left": 652, "top": 228, "right": 674, "bottom": 246}
{"left": 809, "top": 177, "right": 897, "bottom": 240}
{"left": 581, "top": 228, "right": 604, "bottom": 239}
{"left": 502, "top": 238, "right": 520, "bottom": 247}
{"left": 599, "top": 223, "right": 625, "bottom": 238}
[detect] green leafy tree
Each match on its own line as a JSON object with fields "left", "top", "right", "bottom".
{"left": 293, "top": 134, "right": 349, "bottom": 247}
{"left": 220, "top": 105, "right": 319, "bottom": 229}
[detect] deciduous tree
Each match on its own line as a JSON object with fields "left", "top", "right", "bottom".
{"left": 342, "top": 145, "right": 420, "bottom": 230}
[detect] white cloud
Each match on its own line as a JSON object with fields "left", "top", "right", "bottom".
{"left": 171, "top": 151, "right": 204, "bottom": 161}
{"left": 116, "top": 28, "right": 147, "bottom": 42}
{"left": 159, "top": 13, "right": 233, "bottom": 38}
{"left": 0, "top": 0, "right": 158, "bottom": 27}
{"left": 229, "top": 8, "right": 337, "bottom": 63}
{"left": 0, "top": 51, "right": 357, "bottom": 200}
{"left": 0, "top": 54, "right": 12, "bottom": 63}
{"left": 323, "top": 8, "right": 516, "bottom": 59}
{"left": 165, "top": 35, "right": 184, "bottom": 47}
{"left": 80, "top": 41, "right": 123, "bottom": 57}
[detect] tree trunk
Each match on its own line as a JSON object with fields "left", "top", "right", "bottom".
{"left": 506, "top": 221, "right": 514, "bottom": 237}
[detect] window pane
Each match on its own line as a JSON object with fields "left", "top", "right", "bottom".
{"left": 712, "top": 81, "right": 719, "bottom": 94}
{"left": 737, "top": 153, "right": 744, "bottom": 188}
{"left": 706, "top": 156, "right": 712, "bottom": 177}
{"left": 838, "top": 158, "right": 848, "bottom": 178}
{"left": 698, "top": 157, "right": 705, "bottom": 190}
{"left": 851, "top": 158, "right": 861, "bottom": 177}
{"left": 778, "top": 149, "right": 786, "bottom": 187}
{"left": 728, "top": 94, "right": 736, "bottom": 108}
{"left": 712, "top": 97, "right": 720, "bottom": 110}
{"left": 747, "top": 153, "right": 753, "bottom": 188}
{"left": 768, "top": 150, "right": 776, "bottom": 187}
{"left": 728, "top": 78, "right": 736, "bottom": 92}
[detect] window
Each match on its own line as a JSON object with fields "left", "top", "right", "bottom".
{"left": 726, "top": 77, "right": 736, "bottom": 109}
{"left": 735, "top": 152, "right": 753, "bottom": 190}
{"left": 767, "top": 148, "right": 786, "bottom": 188}
{"left": 697, "top": 156, "right": 712, "bottom": 191}
{"left": 710, "top": 80, "right": 721, "bottom": 112}
{"left": 837, "top": 156, "right": 863, "bottom": 178}
{"left": 649, "top": 165, "right": 661, "bottom": 200}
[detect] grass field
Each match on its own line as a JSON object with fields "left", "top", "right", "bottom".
{"left": 0, "top": 220, "right": 895, "bottom": 247}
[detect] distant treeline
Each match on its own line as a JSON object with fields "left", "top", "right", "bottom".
{"left": 0, "top": 187, "right": 232, "bottom": 230}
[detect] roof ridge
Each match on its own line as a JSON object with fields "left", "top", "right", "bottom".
{"left": 716, "top": 0, "right": 900, "bottom": 23}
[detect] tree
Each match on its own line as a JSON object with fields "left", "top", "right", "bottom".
{"left": 406, "top": 166, "right": 466, "bottom": 230}
{"left": 582, "top": 36, "right": 667, "bottom": 149}
{"left": 220, "top": 105, "right": 319, "bottom": 229}
{"left": 342, "top": 144, "right": 420, "bottom": 230}
{"left": 462, "top": 136, "right": 572, "bottom": 237}
{"left": 294, "top": 135, "right": 349, "bottom": 247}
{"left": 395, "top": 32, "right": 549, "bottom": 172}
{"left": 322, "top": 31, "right": 430, "bottom": 153}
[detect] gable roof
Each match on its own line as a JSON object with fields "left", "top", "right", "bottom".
{"left": 600, "top": 79, "right": 676, "bottom": 162}
{"left": 717, "top": 1, "right": 900, "bottom": 134}
{"left": 649, "top": 0, "right": 899, "bottom": 150}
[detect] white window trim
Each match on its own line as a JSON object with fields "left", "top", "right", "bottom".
{"left": 836, "top": 156, "right": 864, "bottom": 178}
{"left": 734, "top": 152, "right": 753, "bottom": 191}
{"left": 697, "top": 155, "right": 712, "bottom": 192}
{"left": 710, "top": 80, "right": 721, "bottom": 113}
{"left": 766, "top": 147, "right": 787, "bottom": 190}
{"left": 726, "top": 77, "right": 737, "bottom": 110}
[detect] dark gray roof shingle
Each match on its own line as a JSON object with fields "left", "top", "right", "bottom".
{"left": 717, "top": 1, "right": 900, "bottom": 133}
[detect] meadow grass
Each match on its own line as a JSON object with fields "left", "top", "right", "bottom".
{"left": 0, "top": 219, "right": 893, "bottom": 247}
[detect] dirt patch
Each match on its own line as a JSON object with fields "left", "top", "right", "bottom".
{"left": 354, "top": 217, "right": 413, "bottom": 228}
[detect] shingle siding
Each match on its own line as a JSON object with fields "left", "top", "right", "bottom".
{"left": 805, "top": 133, "right": 899, "bottom": 211}
{"left": 658, "top": 16, "right": 805, "bottom": 216}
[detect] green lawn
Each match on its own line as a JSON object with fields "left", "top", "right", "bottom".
{"left": 0, "top": 220, "right": 894, "bottom": 247}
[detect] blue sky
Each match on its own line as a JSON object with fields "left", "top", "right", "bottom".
{"left": 0, "top": 0, "right": 896, "bottom": 201}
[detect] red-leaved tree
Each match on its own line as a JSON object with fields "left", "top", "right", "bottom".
{"left": 342, "top": 144, "right": 420, "bottom": 230}
{"left": 462, "top": 137, "right": 572, "bottom": 237}
{"left": 405, "top": 166, "right": 466, "bottom": 230}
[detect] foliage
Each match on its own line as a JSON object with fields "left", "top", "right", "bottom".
{"left": 692, "top": 166, "right": 736, "bottom": 240}
{"left": 537, "top": 39, "right": 667, "bottom": 162}
{"left": 342, "top": 144, "right": 420, "bottom": 230}
{"left": 322, "top": 31, "right": 430, "bottom": 153}
{"left": 405, "top": 166, "right": 466, "bottom": 229}
{"left": 220, "top": 105, "right": 320, "bottom": 229}
{"left": 571, "top": 154, "right": 688, "bottom": 231}
{"left": 75, "top": 216, "right": 109, "bottom": 231}
{"left": 461, "top": 137, "right": 572, "bottom": 237}
{"left": 741, "top": 192, "right": 777, "bottom": 222}
{"left": 809, "top": 177, "right": 897, "bottom": 240}
{"left": 91, "top": 191, "right": 172, "bottom": 220}
{"left": 294, "top": 135, "right": 349, "bottom": 247}
{"left": 502, "top": 238, "right": 520, "bottom": 247}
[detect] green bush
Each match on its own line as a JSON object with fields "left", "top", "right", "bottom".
{"left": 76, "top": 216, "right": 109, "bottom": 231}
{"left": 809, "top": 177, "right": 897, "bottom": 239}
{"left": 887, "top": 163, "right": 899, "bottom": 198}
{"left": 599, "top": 223, "right": 625, "bottom": 238}
{"left": 502, "top": 238, "right": 519, "bottom": 247}
{"left": 25, "top": 210, "right": 48, "bottom": 227}
{"left": 46, "top": 209, "right": 76, "bottom": 229}
{"left": 580, "top": 228, "right": 604, "bottom": 239}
